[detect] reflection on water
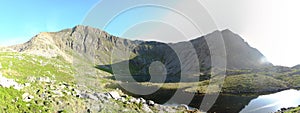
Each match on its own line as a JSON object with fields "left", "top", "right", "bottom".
{"left": 240, "top": 89, "right": 300, "bottom": 113}
{"left": 117, "top": 83, "right": 255, "bottom": 113}
{"left": 117, "top": 83, "right": 300, "bottom": 113}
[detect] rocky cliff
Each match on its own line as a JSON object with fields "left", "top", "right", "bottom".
{"left": 9, "top": 25, "right": 272, "bottom": 82}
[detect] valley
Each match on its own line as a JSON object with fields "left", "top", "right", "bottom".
{"left": 1, "top": 25, "right": 300, "bottom": 112}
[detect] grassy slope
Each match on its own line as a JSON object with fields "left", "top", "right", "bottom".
{"left": 0, "top": 52, "right": 168, "bottom": 113}
{"left": 140, "top": 73, "right": 297, "bottom": 95}
{"left": 0, "top": 52, "right": 75, "bottom": 83}
{"left": 0, "top": 52, "right": 85, "bottom": 112}
{"left": 1, "top": 51, "right": 299, "bottom": 112}
{"left": 283, "top": 107, "right": 300, "bottom": 113}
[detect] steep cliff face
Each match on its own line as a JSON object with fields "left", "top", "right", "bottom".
{"left": 221, "top": 30, "right": 271, "bottom": 69}
{"left": 125, "top": 30, "right": 272, "bottom": 82}
{"left": 10, "top": 25, "right": 141, "bottom": 65}
{"left": 9, "top": 25, "right": 272, "bottom": 82}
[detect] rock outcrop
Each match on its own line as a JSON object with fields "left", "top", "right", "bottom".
{"left": 0, "top": 73, "right": 23, "bottom": 90}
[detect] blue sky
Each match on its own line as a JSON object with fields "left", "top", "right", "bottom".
{"left": 0, "top": 0, "right": 99, "bottom": 45}
{"left": 0, "top": 0, "right": 172, "bottom": 45}
{"left": 1, "top": 0, "right": 300, "bottom": 66}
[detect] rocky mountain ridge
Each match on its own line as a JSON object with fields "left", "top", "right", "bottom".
{"left": 7, "top": 25, "right": 272, "bottom": 82}
{"left": 1, "top": 25, "right": 300, "bottom": 113}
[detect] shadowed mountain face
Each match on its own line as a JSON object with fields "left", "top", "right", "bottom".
{"left": 9, "top": 25, "right": 272, "bottom": 82}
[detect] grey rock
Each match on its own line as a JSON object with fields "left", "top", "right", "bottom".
{"left": 177, "top": 104, "right": 189, "bottom": 110}
{"left": 142, "top": 104, "right": 153, "bottom": 113}
{"left": 22, "top": 93, "right": 34, "bottom": 102}
{"left": 24, "top": 83, "right": 31, "bottom": 87}
{"left": 133, "top": 98, "right": 140, "bottom": 104}
{"left": 87, "top": 93, "right": 98, "bottom": 100}
{"left": 138, "top": 98, "right": 146, "bottom": 104}
{"left": 147, "top": 100, "right": 155, "bottom": 106}
{"left": 79, "top": 93, "right": 86, "bottom": 98}
{"left": 154, "top": 104, "right": 163, "bottom": 111}
{"left": 118, "top": 97, "right": 126, "bottom": 103}
{"left": 122, "top": 109, "right": 130, "bottom": 112}
{"left": 129, "top": 98, "right": 137, "bottom": 103}
{"left": 0, "top": 73, "right": 23, "bottom": 90}
{"left": 94, "top": 93, "right": 111, "bottom": 100}
{"left": 37, "top": 77, "right": 51, "bottom": 83}
{"left": 52, "top": 90, "right": 64, "bottom": 97}
{"left": 108, "top": 91, "right": 121, "bottom": 100}
{"left": 73, "top": 89, "right": 81, "bottom": 95}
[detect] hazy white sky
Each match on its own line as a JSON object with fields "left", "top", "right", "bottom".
{"left": 119, "top": 0, "right": 300, "bottom": 67}
{"left": 201, "top": 0, "right": 300, "bottom": 67}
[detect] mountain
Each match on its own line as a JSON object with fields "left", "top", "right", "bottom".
{"left": 2, "top": 25, "right": 300, "bottom": 113}
{"left": 7, "top": 25, "right": 272, "bottom": 82}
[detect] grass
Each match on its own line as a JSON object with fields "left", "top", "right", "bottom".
{"left": 137, "top": 73, "right": 289, "bottom": 95}
{"left": 0, "top": 52, "right": 75, "bottom": 84}
{"left": 221, "top": 74, "right": 288, "bottom": 93}
{"left": 0, "top": 87, "right": 48, "bottom": 112}
{"left": 0, "top": 52, "right": 86, "bottom": 112}
{"left": 283, "top": 107, "right": 300, "bottom": 113}
{"left": 2, "top": 50, "right": 300, "bottom": 112}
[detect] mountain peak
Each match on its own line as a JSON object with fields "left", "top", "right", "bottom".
{"left": 221, "top": 29, "right": 233, "bottom": 33}
{"left": 38, "top": 32, "right": 51, "bottom": 36}
{"left": 9, "top": 25, "right": 272, "bottom": 70}
{"left": 73, "top": 25, "right": 94, "bottom": 30}
{"left": 71, "top": 25, "right": 103, "bottom": 33}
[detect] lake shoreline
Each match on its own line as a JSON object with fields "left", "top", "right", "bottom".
{"left": 183, "top": 85, "right": 300, "bottom": 96}
{"left": 115, "top": 82, "right": 300, "bottom": 113}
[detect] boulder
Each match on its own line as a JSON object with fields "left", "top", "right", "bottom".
{"left": 129, "top": 98, "right": 137, "bottom": 103}
{"left": 177, "top": 104, "right": 189, "bottom": 110}
{"left": 13, "top": 84, "right": 23, "bottom": 90}
{"left": 94, "top": 93, "right": 111, "bottom": 100}
{"left": 87, "top": 93, "right": 98, "bottom": 100}
{"left": 72, "top": 89, "right": 81, "bottom": 96}
{"left": 118, "top": 97, "right": 126, "bottom": 103}
{"left": 142, "top": 104, "right": 153, "bottom": 113}
{"left": 134, "top": 98, "right": 140, "bottom": 104}
{"left": 0, "top": 73, "right": 23, "bottom": 90}
{"left": 108, "top": 91, "right": 121, "bottom": 100}
{"left": 147, "top": 100, "right": 155, "bottom": 106}
{"left": 22, "top": 93, "right": 34, "bottom": 102}
{"left": 103, "top": 92, "right": 112, "bottom": 99}
{"left": 138, "top": 98, "right": 146, "bottom": 104}
{"left": 24, "top": 83, "right": 31, "bottom": 87}
{"left": 122, "top": 109, "right": 130, "bottom": 112}
{"left": 52, "top": 90, "right": 64, "bottom": 97}
{"left": 37, "top": 77, "right": 51, "bottom": 83}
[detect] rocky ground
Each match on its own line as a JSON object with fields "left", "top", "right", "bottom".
{"left": 0, "top": 52, "right": 205, "bottom": 112}
{"left": 0, "top": 70, "right": 200, "bottom": 112}
{"left": 275, "top": 106, "right": 300, "bottom": 113}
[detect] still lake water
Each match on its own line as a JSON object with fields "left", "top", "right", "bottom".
{"left": 118, "top": 83, "right": 300, "bottom": 113}
{"left": 240, "top": 89, "right": 300, "bottom": 113}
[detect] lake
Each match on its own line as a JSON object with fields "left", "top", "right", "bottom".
{"left": 117, "top": 83, "right": 300, "bottom": 113}
{"left": 240, "top": 89, "right": 300, "bottom": 113}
